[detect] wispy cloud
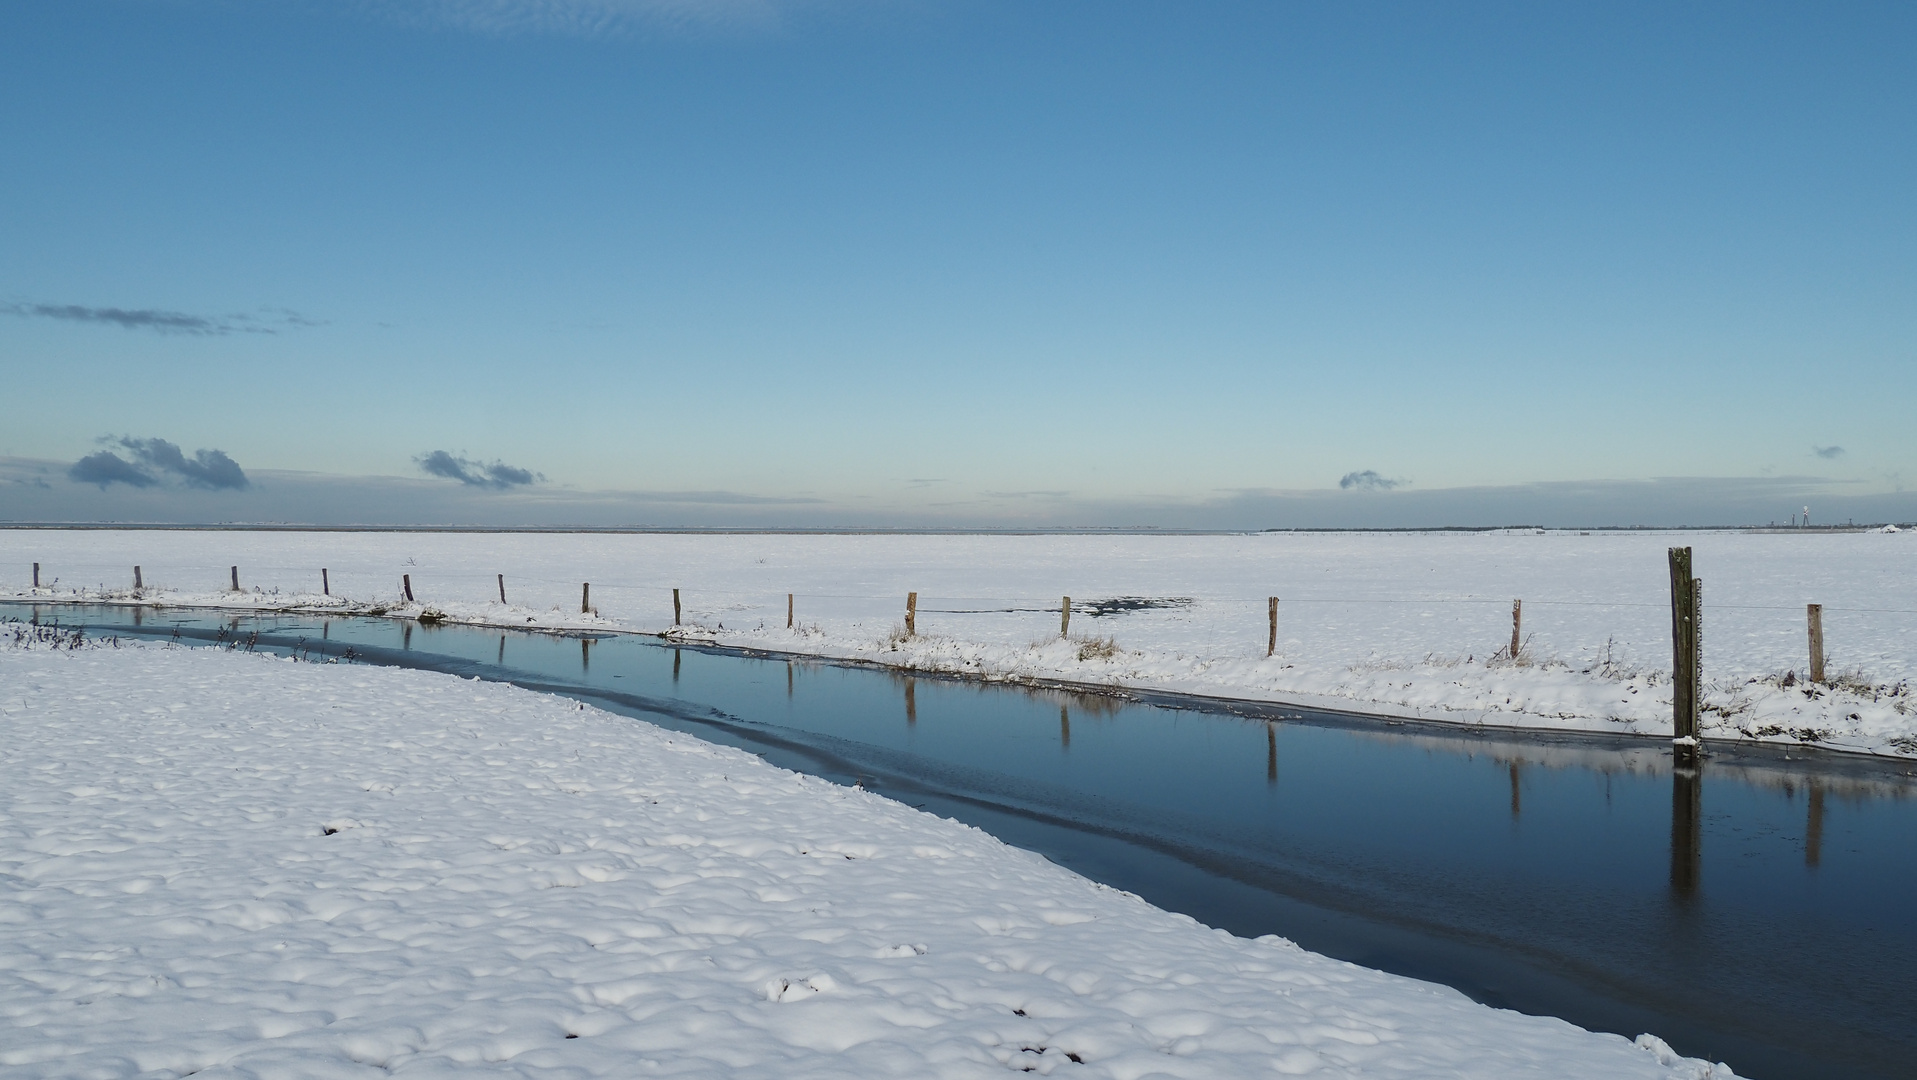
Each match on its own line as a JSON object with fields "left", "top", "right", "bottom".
{"left": 67, "top": 437, "right": 250, "bottom": 490}
{"left": 2, "top": 301, "right": 319, "bottom": 336}
{"left": 1338, "top": 470, "right": 1403, "bottom": 492}
{"left": 366, "top": 0, "right": 802, "bottom": 36}
{"left": 416, "top": 450, "right": 546, "bottom": 490}
{"left": 1813, "top": 445, "right": 1845, "bottom": 459}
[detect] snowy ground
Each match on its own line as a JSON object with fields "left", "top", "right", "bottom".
{"left": 0, "top": 636, "right": 1737, "bottom": 1078}
{"left": 3, "top": 528, "right": 1913, "bottom": 756}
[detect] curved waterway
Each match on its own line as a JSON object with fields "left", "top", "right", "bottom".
{"left": 9, "top": 602, "right": 1915, "bottom": 1080}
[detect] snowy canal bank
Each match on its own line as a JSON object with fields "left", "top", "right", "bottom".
{"left": 0, "top": 640, "right": 1742, "bottom": 1079}
{"left": 4, "top": 528, "right": 1915, "bottom": 757}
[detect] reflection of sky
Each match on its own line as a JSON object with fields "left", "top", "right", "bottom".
{"left": 3, "top": 3, "right": 1913, "bottom": 527}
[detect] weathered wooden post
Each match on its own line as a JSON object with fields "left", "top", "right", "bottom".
{"left": 787, "top": 593, "right": 794, "bottom": 629}
{"left": 1267, "top": 597, "right": 1279, "bottom": 657}
{"left": 673, "top": 588, "right": 682, "bottom": 626}
{"left": 322, "top": 568, "right": 330, "bottom": 596}
{"left": 403, "top": 574, "right": 414, "bottom": 602}
{"left": 33, "top": 562, "right": 39, "bottom": 588}
{"left": 1807, "top": 603, "right": 1826, "bottom": 684}
{"left": 906, "top": 592, "right": 917, "bottom": 637}
{"left": 231, "top": 565, "right": 240, "bottom": 592}
{"left": 133, "top": 566, "right": 142, "bottom": 590}
{"left": 497, "top": 574, "right": 506, "bottom": 604}
{"left": 1510, "top": 599, "right": 1523, "bottom": 660}
{"left": 1061, "top": 596, "right": 1072, "bottom": 638}
{"left": 1667, "top": 547, "right": 1701, "bottom": 764}
{"left": 580, "top": 583, "right": 591, "bottom": 614}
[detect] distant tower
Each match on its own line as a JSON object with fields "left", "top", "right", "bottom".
{"left": 1803, "top": 506, "right": 1811, "bottom": 527}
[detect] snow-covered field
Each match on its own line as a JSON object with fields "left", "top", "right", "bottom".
{"left": 0, "top": 636, "right": 1738, "bottom": 1078}
{"left": 4, "top": 528, "right": 1913, "bottom": 756}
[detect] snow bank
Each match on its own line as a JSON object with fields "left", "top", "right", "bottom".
{"left": 0, "top": 639, "right": 1737, "bottom": 1078}
{"left": 4, "top": 528, "right": 1913, "bottom": 756}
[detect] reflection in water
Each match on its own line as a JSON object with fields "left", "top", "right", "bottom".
{"left": 905, "top": 678, "right": 917, "bottom": 724}
{"left": 1510, "top": 762, "right": 1522, "bottom": 819}
{"left": 581, "top": 637, "right": 589, "bottom": 672}
{"left": 497, "top": 634, "right": 503, "bottom": 664}
{"left": 786, "top": 661, "right": 793, "bottom": 697}
{"left": 672, "top": 648, "right": 680, "bottom": 682}
{"left": 1807, "top": 782, "right": 1824, "bottom": 868}
{"left": 1267, "top": 722, "right": 1277, "bottom": 784}
{"left": 1060, "top": 705, "right": 1070, "bottom": 748}
{"left": 1671, "top": 762, "right": 1702, "bottom": 900}
{"left": 402, "top": 623, "right": 412, "bottom": 650}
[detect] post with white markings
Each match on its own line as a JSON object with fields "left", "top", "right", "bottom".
{"left": 1510, "top": 599, "right": 1523, "bottom": 661}
{"left": 906, "top": 592, "right": 917, "bottom": 637}
{"left": 1061, "top": 596, "right": 1072, "bottom": 638}
{"left": 1267, "top": 597, "right": 1279, "bottom": 657}
{"left": 1667, "top": 547, "right": 1701, "bottom": 767}
{"left": 1807, "top": 603, "right": 1826, "bottom": 684}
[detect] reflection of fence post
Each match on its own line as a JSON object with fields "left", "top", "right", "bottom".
{"left": 1510, "top": 599, "right": 1522, "bottom": 660}
{"left": 403, "top": 574, "right": 414, "bottom": 602}
{"left": 905, "top": 677, "right": 916, "bottom": 722}
{"left": 323, "top": 568, "right": 330, "bottom": 596}
{"left": 1267, "top": 597, "right": 1278, "bottom": 656}
{"left": 1807, "top": 603, "right": 1826, "bottom": 684}
{"left": 1061, "top": 596, "right": 1071, "bottom": 638}
{"left": 1668, "top": 547, "right": 1700, "bottom": 760}
{"left": 673, "top": 589, "right": 682, "bottom": 626}
{"left": 906, "top": 592, "right": 917, "bottom": 637}
{"left": 231, "top": 566, "right": 241, "bottom": 592}
{"left": 787, "top": 593, "right": 794, "bottom": 629}
{"left": 581, "top": 583, "right": 590, "bottom": 614}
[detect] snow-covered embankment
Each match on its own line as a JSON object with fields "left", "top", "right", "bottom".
{"left": 0, "top": 638, "right": 1735, "bottom": 1078}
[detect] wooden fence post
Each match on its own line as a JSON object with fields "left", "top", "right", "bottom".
{"left": 497, "top": 574, "right": 506, "bottom": 604}
{"left": 134, "top": 566, "right": 143, "bottom": 590}
{"left": 581, "top": 582, "right": 591, "bottom": 614}
{"left": 1667, "top": 547, "right": 1700, "bottom": 757}
{"left": 787, "top": 593, "right": 794, "bottom": 629}
{"left": 1807, "top": 603, "right": 1826, "bottom": 684}
{"left": 906, "top": 592, "right": 917, "bottom": 637}
{"left": 33, "top": 562, "right": 39, "bottom": 588}
{"left": 322, "top": 568, "right": 330, "bottom": 596}
{"left": 403, "top": 574, "right": 414, "bottom": 602}
{"left": 673, "top": 588, "right": 682, "bottom": 626}
{"left": 1061, "top": 596, "right": 1072, "bottom": 638}
{"left": 1267, "top": 597, "right": 1279, "bottom": 656}
{"left": 1510, "top": 599, "right": 1523, "bottom": 660}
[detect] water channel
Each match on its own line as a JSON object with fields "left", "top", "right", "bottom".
{"left": 8, "top": 602, "right": 1915, "bottom": 1080}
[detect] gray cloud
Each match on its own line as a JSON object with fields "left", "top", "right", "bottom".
{"left": 69, "top": 451, "right": 159, "bottom": 489}
{"left": 2, "top": 301, "right": 317, "bottom": 336}
{"left": 416, "top": 450, "right": 546, "bottom": 490}
{"left": 69, "top": 437, "right": 250, "bottom": 490}
{"left": 1813, "top": 445, "right": 1845, "bottom": 459}
{"left": 1338, "top": 470, "right": 1402, "bottom": 492}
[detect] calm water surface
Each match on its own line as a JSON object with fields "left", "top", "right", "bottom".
{"left": 9, "top": 603, "right": 1915, "bottom": 1080}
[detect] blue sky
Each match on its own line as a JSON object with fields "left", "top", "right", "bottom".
{"left": 2, "top": 0, "right": 1913, "bottom": 527}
